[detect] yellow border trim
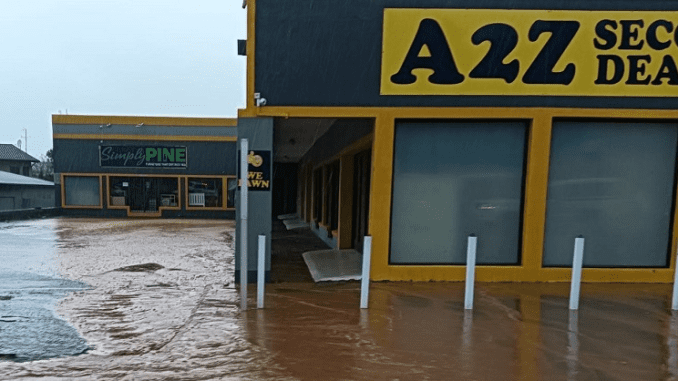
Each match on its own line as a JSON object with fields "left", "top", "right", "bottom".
{"left": 251, "top": 106, "right": 678, "bottom": 119}
{"left": 53, "top": 133, "right": 237, "bottom": 142}
{"left": 61, "top": 174, "right": 103, "bottom": 209}
{"left": 239, "top": 0, "right": 257, "bottom": 117}
{"left": 268, "top": 106, "right": 678, "bottom": 282}
{"left": 52, "top": 115, "right": 237, "bottom": 126}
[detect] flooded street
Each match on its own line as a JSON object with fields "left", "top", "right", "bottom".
{"left": 1, "top": 218, "right": 678, "bottom": 380}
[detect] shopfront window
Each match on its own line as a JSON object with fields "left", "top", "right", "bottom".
{"left": 109, "top": 176, "right": 179, "bottom": 211}
{"left": 64, "top": 176, "right": 101, "bottom": 206}
{"left": 543, "top": 121, "right": 678, "bottom": 267}
{"left": 390, "top": 121, "right": 528, "bottom": 265}
{"left": 188, "top": 177, "right": 222, "bottom": 207}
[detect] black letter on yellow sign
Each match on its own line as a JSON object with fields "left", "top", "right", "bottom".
{"left": 626, "top": 55, "right": 652, "bottom": 84}
{"left": 523, "top": 21, "right": 579, "bottom": 85}
{"left": 469, "top": 24, "right": 520, "bottom": 83}
{"left": 651, "top": 55, "right": 678, "bottom": 85}
{"left": 595, "top": 55, "right": 624, "bottom": 84}
{"left": 390, "top": 18, "right": 464, "bottom": 85}
{"left": 647, "top": 20, "right": 674, "bottom": 50}
{"left": 594, "top": 20, "right": 617, "bottom": 50}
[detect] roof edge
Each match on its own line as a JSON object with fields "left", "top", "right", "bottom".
{"left": 0, "top": 157, "right": 39, "bottom": 163}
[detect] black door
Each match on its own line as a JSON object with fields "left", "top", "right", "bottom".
{"left": 352, "top": 149, "right": 371, "bottom": 252}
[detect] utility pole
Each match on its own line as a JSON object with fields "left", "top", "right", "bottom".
{"left": 21, "top": 128, "right": 27, "bottom": 152}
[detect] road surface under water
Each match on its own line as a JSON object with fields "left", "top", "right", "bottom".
{"left": 0, "top": 220, "right": 89, "bottom": 361}
{"left": 1, "top": 218, "right": 678, "bottom": 380}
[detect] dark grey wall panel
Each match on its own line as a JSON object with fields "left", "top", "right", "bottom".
{"left": 255, "top": 0, "right": 678, "bottom": 108}
{"left": 54, "top": 139, "right": 236, "bottom": 175}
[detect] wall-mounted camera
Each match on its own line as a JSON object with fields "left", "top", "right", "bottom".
{"left": 254, "top": 93, "right": 267, "bottom": 107}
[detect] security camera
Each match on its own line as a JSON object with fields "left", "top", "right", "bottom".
{"left": 254, "top": 93, "right": 267, "bottom": 107}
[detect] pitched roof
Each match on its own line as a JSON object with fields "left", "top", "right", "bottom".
{"left": 0, "top": 144, "right": 39, "bottom": 162}
{"left": 0, "top": 170, "right": 54, "bottom": 186}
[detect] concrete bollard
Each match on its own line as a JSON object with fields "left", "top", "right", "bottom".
{"left": 257, "top": 235, "right": 265, "bottom": 309}
{"left": 360, "top": 236, "right": 372, "bottom": 309}
{"left": 240, "top": 139, "right": 248, "bottom": 310}
{"left": 465, "top": 234, "right": 477, "bottom": 310}
{"left": 569, "top": 236, "right": 585, "bottom": 311}
{"left": 672, "top": 244, "right": 678, "bottom": 310}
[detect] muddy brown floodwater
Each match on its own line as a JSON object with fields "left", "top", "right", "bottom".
{"left": 1, "top": 218, "right": 678, "bottom": 380}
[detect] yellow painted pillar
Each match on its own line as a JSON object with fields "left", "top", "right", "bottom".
{"left": 369, "top": 114, "right": 395, "bottom": 280}
{"left": 522, "top": 113, "right": 552, "bottom": 281}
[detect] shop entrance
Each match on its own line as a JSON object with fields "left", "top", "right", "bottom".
{"left": 129, "top": 178, "right": 157, "bottom": 212}
{"left": 109, "top": 176, "right": 179, "bottom": 212}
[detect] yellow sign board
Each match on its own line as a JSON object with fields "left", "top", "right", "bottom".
{"left": 381, "top": 9, "right": 678, "bottom": 96}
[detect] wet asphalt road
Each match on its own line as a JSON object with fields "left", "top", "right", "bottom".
{"left": 1, "top": 218, "right": 678, "bottom": 380}
{"left": 0, "top": 220, "right": 89, "bottom": 362}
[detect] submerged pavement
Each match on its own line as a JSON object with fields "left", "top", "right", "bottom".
{"left": 0, "top": 220, "right": 89, "bottom": 362}
{"left": 1, "top": 218, "right": 678, "bottom": 380}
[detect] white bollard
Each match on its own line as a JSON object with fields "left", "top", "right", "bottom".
{"left": 257, "top": 235, "right": 265, "bottom": 309}
{"left": 672, "top": 245, "right": 678, "bottom": 310}
{"left": 240, "top": 139, "right": 249, "bottom": 310}
{"left": 360, "top": 236, "right": 373, "bottom": 309}
{"left": 465, "top": 235, "right": 477, "bottom": 310}
{"left": 569, "top": 236, "right": 585, "bottom": 311}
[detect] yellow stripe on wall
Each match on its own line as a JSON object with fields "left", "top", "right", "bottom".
{"left": 53, "top": 134, "right": 237, "bottom": 142}
{"left": 52, "top": 114, "right": 237, "bottom": 127}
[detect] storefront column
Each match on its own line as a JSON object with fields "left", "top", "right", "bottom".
{"left": 369, "top": 114, "right": 395, "bottom": 280}
{"left": 522, "top": 114, "right": 552, "bottom": 280}
{"left": 235, "top": 117, "right": 273, "bottom": 283}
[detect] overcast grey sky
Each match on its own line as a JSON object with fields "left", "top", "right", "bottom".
{"left": 0, "top": 1, "right": 247, "bottom": 160}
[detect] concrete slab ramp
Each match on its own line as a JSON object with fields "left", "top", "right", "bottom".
{"left": 302, "top": 249, "right": 362, "bottom": 282}
{"left": 282, "top": 218, "right": 308, "bottom": 230}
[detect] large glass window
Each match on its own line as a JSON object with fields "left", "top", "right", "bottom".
{"left": 543, "top": 121, "right": 678, "bottom": 267}
{"left": 390, "top": 121, "right": 528, "bottom": 265}
{"left": 188, "top": 177, "right": 223, "bottom": 208}
{"left": 64, "top": 176, "right": 101, "bottom": 206}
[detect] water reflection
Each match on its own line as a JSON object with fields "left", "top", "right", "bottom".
{"left": 567, "top": 310, "right": 579, "bottom": 381}
{"left": 242, "top": 283, "right": 676, "bottom": 381}
{"left": 667, "top": 311, "right": 678, "bottom": 380}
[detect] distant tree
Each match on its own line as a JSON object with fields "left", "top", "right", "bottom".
{"left": 32, "top": 149, "right": 54, "bottom": 181}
